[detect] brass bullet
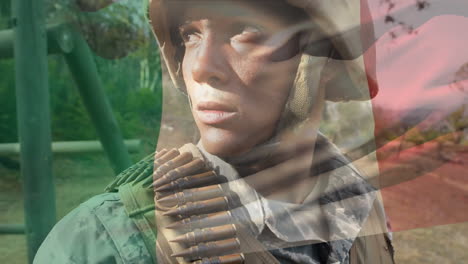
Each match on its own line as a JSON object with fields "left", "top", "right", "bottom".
{"left": 154, "top": 148, "right": 169, "bottom": 159}
{"left": 121, "top": 150, "right": 160, "bottom": 185}
{"left": 157, "top": 184, "right": 224, "bottom": 207}
{"left": 192, "top": 253, "right": 245, "bottom": 264}
{"left": 105, "top": 151, "right": 155, "bottom": 191}
{"left": 132, "top": 148, "right": 178, "bottom": 185}
{"left": 166, "top": 214, "right": 208, "bottom": 230}
{"left": 170, "top": 224, "right": 237, "bottom": 245}
{"left": 117, "top": 162, "right": 141, "bottom": 186}
{"left": 163, "top": 197, "right": 229, "bottom": 217}
{"left": 115, "top": 165, "right": 137, "bottom": 186}
{"left": 152, "top": 148, "right": 180, "bottom": 171}
{"left": 149, "top": 158, "right": 205, "bottom": 189}
{"left": 171, "top": 238, "right": 240, "bottom": 259}
{"left": 126, "top": 165, "right": 153, "bottom": 186}
{"left": 144, "top": 155, "right": 202, "bottom": 188}
{"left": 152, "top": 171, "right": 218, "bottom": 191}
{"left": 153, "top": 151, "right": 193, "bottom": 179}
{"left": 157, "top": 191, "right": 184, "bottom": 207}
{"left": 154, "top": 189, "right": 173, "bottom": 199}
{"left": 151, "top": 148, "right": 170, "bottom": 170}
{"left": 108, "top": 167, "right": 135, "bottom": 189}
{"left": 165, "top": 211, "right": 233, "bottom": 231}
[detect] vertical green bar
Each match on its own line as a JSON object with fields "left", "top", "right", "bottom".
{"left": 13, "top": 0, "right": 56, "bottom": 262}
{"left": 64, "top": 30, "right": 132, "bottom": 174}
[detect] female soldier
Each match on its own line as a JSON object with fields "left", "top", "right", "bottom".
{"left": 34, "top": 0, "right": 394, "bottom": 263}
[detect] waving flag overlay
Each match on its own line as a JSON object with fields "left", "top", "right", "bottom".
{"left": 363, "top": 0, "right": 468, "bottom": 231}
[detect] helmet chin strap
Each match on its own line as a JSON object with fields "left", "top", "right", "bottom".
{"left": 275, "top": 52, "right": 330, "bottom": 135}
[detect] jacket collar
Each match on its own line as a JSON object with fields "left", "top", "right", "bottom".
{"left": 198, "top": 136, "right": 378, "bottom": 263}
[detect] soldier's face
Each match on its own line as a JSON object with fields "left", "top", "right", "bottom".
{"left": 179, "top": 1, "right": 303, "bottom": 157}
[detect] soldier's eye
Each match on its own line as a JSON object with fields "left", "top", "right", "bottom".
{"left": 179, "top": 26, "right": 201, "bottom": 46}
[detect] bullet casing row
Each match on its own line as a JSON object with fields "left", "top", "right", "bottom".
{"left": 166, "top": 211, "right": 233, "bottom": 231}
{"left": 163, "top": 197, "right": 229, "bottom": 217}
{"left": 158, "top": 184, "right": 225, "bottom": 207}
{"left": 154, "top": 152, "right": 193, "bottom": 178}
{"left": 150, "top": 157, "right": 206, "bottom": 188}
{"left": 155, "top": 171, "right": 219, "bottom": 192}
{"left": 133, "top": 148, "right": 179, "bottom": 185}
{"left": 171, "top": 238, "right": 241, "bottom": 259}
{"left": 171, "top": 224, "right": 237, "bottom": 245}
{"left": 151, "top": 152, "right": 243, "bottom": 263}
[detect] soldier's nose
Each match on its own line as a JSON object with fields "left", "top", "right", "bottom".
{"left": 191, "top": 37, "right": 229, "bottom": 86}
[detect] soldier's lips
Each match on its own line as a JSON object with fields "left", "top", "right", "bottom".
{"left": 196, "top": 102, "right": 238, "bottom": 125}
{"left": 196, "top": 110, "right": 238, "bottom": 125}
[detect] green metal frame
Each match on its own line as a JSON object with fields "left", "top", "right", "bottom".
{"left": 0, "top": 139, "right": 141, "bottom": 155}
{"left": 0, "top": 224, "right": 25, "bottom": 235}
{"left": 0, "top": 24, "right": 67, "bottom": 60}
{"left": 1, "top": 0, "right": 135, "bottom": 262}
{"left": 1, "top": 24, "right": 134, "bottom": 174}
{"left": 63, "top": 29, "right": 132, "bottom": 174}
{"left": 13, "top": 1, "right": 56, "bottom": 261}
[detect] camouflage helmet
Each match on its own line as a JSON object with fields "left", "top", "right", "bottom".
{"left": 148, "top": 0, "right": 377, "bottom": 101}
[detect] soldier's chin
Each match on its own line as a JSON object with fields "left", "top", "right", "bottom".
{"left": 200, "top": 129, "right": 251, "bottom": 158}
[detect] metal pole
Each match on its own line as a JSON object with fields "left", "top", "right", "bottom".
{"left": 13, "top": 0, "right": 56, "bottom": 262}
{"left": 0, "top": 28, "right": 14, "bottom": 59}
{"left": 0, "top": 139, "right": 141, "bottom": 154}
{"left": 0, "top": 25, "right": 69, "bottom": 59}
{"left": 63, "top": 30, "right": 132, "bottom": 174}
{"left": 0, "top": 224, "right": 25, "bottom": 235}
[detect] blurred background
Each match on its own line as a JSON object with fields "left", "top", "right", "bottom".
{"left": 0, "top": 0, "right": 467, "bottom": 263}
{"left": 0, "top": 0, "right": 163, "bottom": 262}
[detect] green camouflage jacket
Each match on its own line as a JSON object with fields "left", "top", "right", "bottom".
{"left": 33, "top": 191, "right": 154, "bottom": 264}
{"left": 34, "top": 143, "right": 394, "bottom": 264}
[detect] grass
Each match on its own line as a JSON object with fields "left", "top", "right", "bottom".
{"left": 0, "top": 153, "right": 120, "bottom": 264}
{"left": 0, "top": 153, "right": 467, "bottom": 263}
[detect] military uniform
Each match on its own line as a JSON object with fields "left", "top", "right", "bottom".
{"left": 34, "top": 137, "right": 394, "bottom": 264}
{"left": 34, "top": 192, "right": 152, "bottom": 264}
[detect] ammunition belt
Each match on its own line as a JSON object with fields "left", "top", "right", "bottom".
{"left": 108, "top": 144, "right": 279, "bottom": 264}
{"left": 151, "top": 146, "right": 245, "bottom": 264}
